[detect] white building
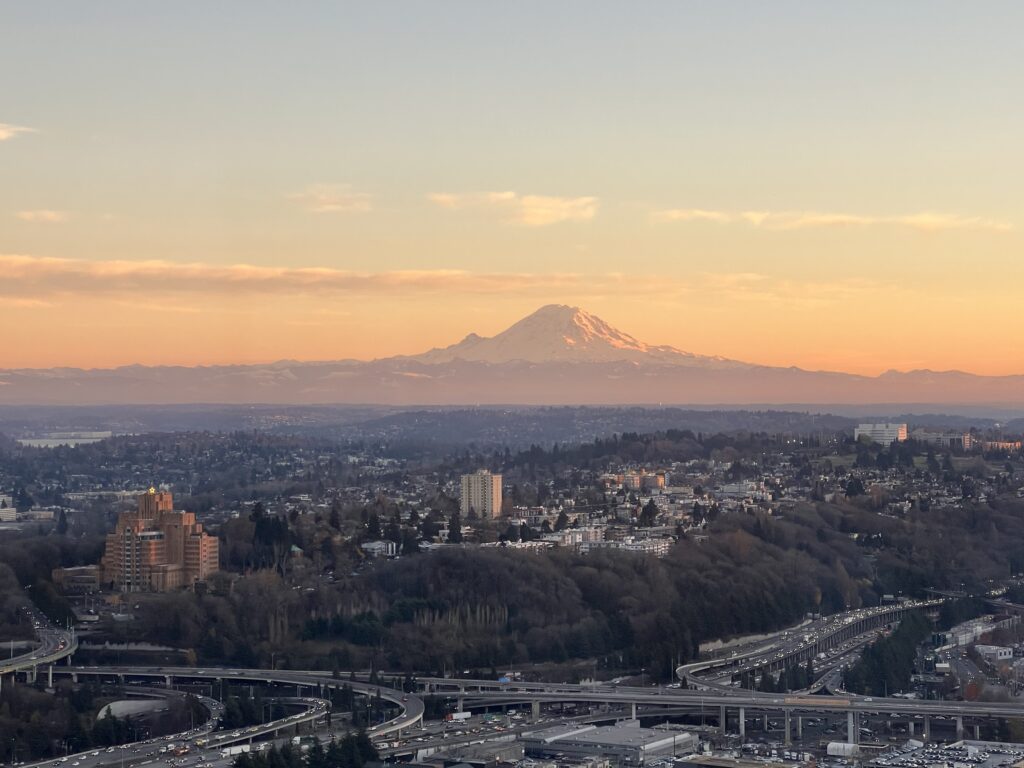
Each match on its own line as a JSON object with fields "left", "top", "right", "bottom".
{"left": 360, "top": 540, "right": 397, "bottom": 558}
{"left": 460, "top": 469, "right": 503, "bottom": 519}
{"left": 854, "top": 423, "right": 908, "bottom": 445}
{"left": 976, "top": 645, "right": 1013, "bottom": 663}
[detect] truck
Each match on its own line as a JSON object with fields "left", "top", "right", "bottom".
{"left": 221, "top": 745, "right": 252, "bottom": 758}
{"left": 446, "top": 711, "right": 472, "bottom": 722}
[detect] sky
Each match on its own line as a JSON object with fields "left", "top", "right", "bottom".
{"left": 2, "top": 2, "right": 1023, "bottom": 375}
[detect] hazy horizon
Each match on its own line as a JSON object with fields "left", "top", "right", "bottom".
{"left": 2, "top": 302, "right": 1023, "bottom": 379}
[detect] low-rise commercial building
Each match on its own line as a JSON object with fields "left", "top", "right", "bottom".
{"left": 521, "top": 724, "right": 696, "bottom": 766}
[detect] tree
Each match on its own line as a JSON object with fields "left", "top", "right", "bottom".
{"left": 639, "top": 499, "right": 658, "bottom": 527}
{"left": 845, "top": 478, "right": 865, "bottom": 497}
{"left": 447, "top": 512, "right": 463, "bottom": 544}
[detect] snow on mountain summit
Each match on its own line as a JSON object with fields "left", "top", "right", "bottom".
{"left": 409, "top": 304, "right": 748, "bottom": 367}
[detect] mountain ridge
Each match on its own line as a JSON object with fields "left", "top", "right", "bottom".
{"left": 1, "top": 305, "right": 1022, "bottom": 406}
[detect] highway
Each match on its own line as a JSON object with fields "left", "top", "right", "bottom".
{"left": 20, "top": 665, "right": 419, "bottom": 768}
{"left": 9, "top": 597, "right": 1024, "bottom": 768}
{"left": 677, "top": 600, "right": 943, "bottom": 695}
{"left": 26, "top": 692, "right": 224, "bottom": 768}
{"left": 0, "top": 602, "right": 77, "bottom": 681}
{"left": 53, "top": 666, "right": 424, "bottom": 738}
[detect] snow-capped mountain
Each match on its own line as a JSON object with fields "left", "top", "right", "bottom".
{"left": 1, "top": 305, "right": 1023, "bottom": 406}
{"left": 410, "top": 304, "right": 746, "bottom": 367}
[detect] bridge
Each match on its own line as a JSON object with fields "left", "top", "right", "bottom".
{"left": 0, "top": 602, "right": 78, "bottom": 691}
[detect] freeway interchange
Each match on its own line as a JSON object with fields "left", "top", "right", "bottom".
{"left": 8, "top": 597, "right": 1024, "bottom": 766}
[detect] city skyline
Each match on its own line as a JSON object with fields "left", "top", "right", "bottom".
{"left": 4, "top": 3, "right": 1024, "bottom": 376}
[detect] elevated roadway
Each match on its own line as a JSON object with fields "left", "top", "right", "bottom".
{"left": 53, "top": 666, "right": 423, "bottom": 738}
{"left": 0, "top": 603, "right": 77, "bottom": 687}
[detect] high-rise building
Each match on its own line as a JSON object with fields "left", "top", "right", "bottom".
{"left": 101, "top": 488, "right": 219, "bottom": 592}
{"left": 460, "top": 470, "right": 503, "bottom": 519}
{"left": 854, "top": 423, "right": 908, "bottom": 445}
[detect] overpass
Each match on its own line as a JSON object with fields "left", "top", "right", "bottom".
{"left": 21, "top": 666, "right": 423, "bottom": 768}
{"left": 51, "top": 666, "right": 424, "bottom": 738}
{"left": 447, "top": 683, "right": 1019, "bottom": 745}
{"left": 0, "top": 602, "right": 78, "bottom": 690}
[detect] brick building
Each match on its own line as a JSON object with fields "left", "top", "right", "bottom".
{"left": 101, "top": 489, "right": 219, "bottom": 592}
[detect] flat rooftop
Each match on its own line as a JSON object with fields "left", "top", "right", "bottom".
{"left": 872, "top": 740, "right": 1024, "bottom": 768}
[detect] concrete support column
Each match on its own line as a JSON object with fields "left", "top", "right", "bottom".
{"left": 739, "top": 707, "right": 746, "bottom": 740}
{"left": 531, "top": 700, "right": 540, "bottom": 722}
{"left": 456, "top": 697, "right": 464, "bottom": 713}
{"left": 48, "top": 665, "right": 53, "bottom": 688}
{"left": 908, "top": 720, "right": 915, "bottom": 737}
{"left": 71, "top": 672, "right": 78, "bottom": 683}
{"left": 923, "top": 716, "right": 931, "bottom": 742}
{"left": 797, "top": 716, "right": 802, "bottom": 740}
{"left": 956, "top": 717, "right": 963, "bottom": 740}
{"left": 720, "top": 705, "right": 727, "bottom": 734}
{"left": 764, "top": 714, "right": 769, "bottom": 731}
{"left": 631, "top": 702, "right": 637, "bottom": 721}
{"left": 785, "top": 710, "right": 792, "bottom": 746}
{"left": 974, "top": 725, "right": 980, "bottom": 740}
{"left": 847, "top": 711, "right": 856, "bottom": 744}
{"left": 165, "top": 675, "right": 172, "bottom": 688}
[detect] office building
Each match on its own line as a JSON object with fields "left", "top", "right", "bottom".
{"left": 854, "top": 423, "right": 908, "bottom": 445}
{"left": 460, "top": 469, "right": 503, "bottom": 519}
{"left": 912, "top": 429, "right": 974, "bottom": 451}
{"left": 101, "top": 488, "right": 219, "bottom": 592}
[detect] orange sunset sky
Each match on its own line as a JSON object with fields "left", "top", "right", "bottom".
{"left": 3, "top": 3, "right": 1023, "bottom": 375}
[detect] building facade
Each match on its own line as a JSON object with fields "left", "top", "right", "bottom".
{"left": 911, "top": 429, "right": 974, "bottom": 451}
{"left": 460, "top": 469, "right": 503, "bottom": 519}
{"left": 854, "top": 423, "right": 908, "bottom": 445}
{"left": 101, "top": 489, "right": 219, "bottom": 592}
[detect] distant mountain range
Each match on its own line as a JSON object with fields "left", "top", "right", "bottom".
{"left": 2, "top": 304, "right": 1023, "bottom": 406}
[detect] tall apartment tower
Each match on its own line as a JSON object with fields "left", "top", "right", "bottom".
{"left": 460, "top": 470, "right": 502, "bottom": 519}
{"left": 101, "top": 488, "right": 219, "bottom": 592}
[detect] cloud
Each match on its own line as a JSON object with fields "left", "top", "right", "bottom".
{"left": 289, "top": 184, "right": 372, "bottom": 213}
{"left": 0, "top": 255, "right": 903, "bottom": 315}
{"left": 652, "top": 208, "right": 1012, "bottom": 232}
{"left": 0, "top": 123, "right": 36, "bottom": 142}
{"left": 428, "top": 191, "right": 598, "bottom": 226}
{"left": 15, "top": 210, "right": 68, "bottom": 223}
{"left": 0, "top": 254, "right": 585, "bottom": 299}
